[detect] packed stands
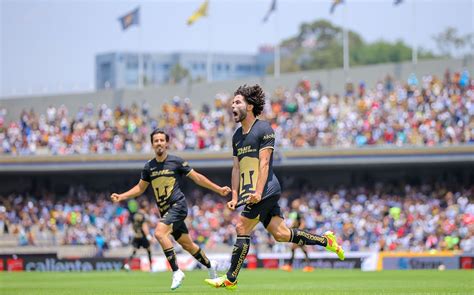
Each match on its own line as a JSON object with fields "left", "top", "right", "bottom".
{"left": 1, "top": 70, "right": 472, "bottom": 155}
{"left": 1, "top": 182, "right": 472, "bottom": 253}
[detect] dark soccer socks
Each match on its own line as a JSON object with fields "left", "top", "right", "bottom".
{"left": 289, "top": 229, "right": 327, "bottom": 247}
{"left": 163, "top": 247, "right": 179, "bottom": 272}
{"left": 192, "top": 247, "right": 211, "bottom": 268}
{"left": 146, "top": 248, "right": 152, "bottom": 267}
{"left": 289, "top": 246, "right": 310, "bottom": 266}
{"left": 129, "top": 249, "right": 137, "bottom": 260}
{"left": 301, "top": 247, "right": 310, "bottom": 264}
{"left": 226, "top": 235, "right": 250, "bottom": 283}
{"left": 289, "top": 248, "right": 295, "bottom": 265}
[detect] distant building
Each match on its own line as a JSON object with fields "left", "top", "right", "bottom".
{"left": 95, "top": 48, "right": 274, "bottom": 90}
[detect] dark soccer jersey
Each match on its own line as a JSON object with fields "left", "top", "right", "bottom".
{"left": 140, "top": 154, "right": 193, "bottom": 215}
{"left": 132, "top": 212, "right": 146, "bottom": 238}
{"left": 232, "top": 119, "right": 281, "bottom": 203}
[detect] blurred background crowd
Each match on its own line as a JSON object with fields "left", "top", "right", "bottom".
{"left": 1, "top": 70, "right": 473, "bottom": 155}
{"left": 1, "top": 181, "right": 473, "bottom": 254}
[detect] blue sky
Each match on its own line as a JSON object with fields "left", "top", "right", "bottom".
{"left": 1, "top": 0, "right": 473, "bottom": 97}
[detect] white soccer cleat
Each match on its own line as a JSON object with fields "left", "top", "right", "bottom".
{"left": 123, "top": 263, "right": 130, "bottom": 271}
{"left": 170, "top": 269, "right": 185, "bottom": 290}
{"left": 208, "top": 260, "right": 218, "bottom": 279}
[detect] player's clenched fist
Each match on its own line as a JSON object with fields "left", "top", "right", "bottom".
{"left": 219, "top": 186, "right": 231, "bottom": 197}
{"left": 110, "top": 193, "right": 122, "bottom": 203}
{"left": 247, "top": 192, "right": 262, "bottom": 204}
{"left": 227, "top": 199, "right": 237, "bottom": 211}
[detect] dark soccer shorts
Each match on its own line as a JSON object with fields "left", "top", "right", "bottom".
{"left": 241, "top": 194, "right": 283, "bottom": 228}
{"left": 132, "top": 237, "right": 150, "bottom": 249}
{"left": 161, "top": 198, "right": 189, "bottom": 240}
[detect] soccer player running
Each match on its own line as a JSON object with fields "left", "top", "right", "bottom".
{"left": 111, "top": 128, "right": 231, "bottom": 290}
{"left": 205, "top": 85, "right": 344, "bottom": 290}
{"left": 123, "top": 201, "right": 153, "bottom": 271}
{"left": 281, "top": 198, "right": 314, "bottom": 272}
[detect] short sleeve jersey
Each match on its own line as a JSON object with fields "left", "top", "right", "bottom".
{"left": 232, "top": 119, "right": 281, "bottom": 202}
{"left": 140, "top": 154, "right": 193, "bottom": 215}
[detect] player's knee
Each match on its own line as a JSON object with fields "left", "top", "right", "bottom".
{"left": 181, "top": 244, "right": 191, "bottom": 252}
{"left": 154, "top": 232, "right": 161, "bottom": 241}
{"left": 236, "top": 222, "right": 246, "bottom": 235}
{"left": 154, "top": 231, "right": 166, "bottom": 242}
{"left": 273, "top": 230, "right": 290, "bottom": 242}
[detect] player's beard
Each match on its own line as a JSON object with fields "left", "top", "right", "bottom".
{"left": 234, "top": 108, "right": 247, "bottom": 123}
{"left": 155, "top": 146, "right": 165, "bottom": 156}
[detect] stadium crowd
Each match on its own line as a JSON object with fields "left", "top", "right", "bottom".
{"left": 1, "top": 183, "right": 473, "bottom": 253}
{"left": 0, "top": 70, "right": 472, "bottom": 155}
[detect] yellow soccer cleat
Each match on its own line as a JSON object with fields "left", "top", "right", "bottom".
{"left": 323, "top": 231, "right": 345, "bottom": 261}
{"left": 204, "top": 275, "right": 237, "bottom": 291}
{"left": 280, "top": 264, "right": 293, "bottom": 272}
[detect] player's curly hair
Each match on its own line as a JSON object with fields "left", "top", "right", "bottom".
{"left": 234, "top": 84, "right": 265, "bottom": 117}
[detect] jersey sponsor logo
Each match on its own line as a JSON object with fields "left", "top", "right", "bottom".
{"left": 151, "top": 169, "right": 174, "bottom": 177}
{"left": 237, "top": 145, "right": 257, "bottom": 156}
{"left": 263, "top": 133, "right": 275, "bottom": 140}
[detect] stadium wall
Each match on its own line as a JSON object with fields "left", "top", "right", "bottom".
{"left": 0, "top": 150, "right": 472, "bottom": 197}
{"left": 1, "top": 145, "right": 473, "bottom": 172}
{"left": 1, "top": 57, "right": 471, "bottom": 121}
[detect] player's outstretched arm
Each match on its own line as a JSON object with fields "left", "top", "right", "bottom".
{"left": 187, "top": 170, "right": 231, "bottom": 197}
{"left": 110, "top": 180, "right": 149, "bottom": 203}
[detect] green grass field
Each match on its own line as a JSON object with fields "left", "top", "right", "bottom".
{"left": 0, "top": 269, "right": 472, "bottom": 294}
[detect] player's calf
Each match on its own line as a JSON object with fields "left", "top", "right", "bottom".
{"left": 289, "top": 228, "right": 327, "bottom": 247}
{"left": 226, "top": 235, "right": 250, "bottom": 282}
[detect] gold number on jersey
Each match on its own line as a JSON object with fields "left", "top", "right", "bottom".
{"left": 239, "top": 157, "right": 259, "bottom": 197}
{"left": 151, "top": 176, "right": 175, "bottom": 202}
{"left": 240, "top": 170, "right": 255, "bottom": 196}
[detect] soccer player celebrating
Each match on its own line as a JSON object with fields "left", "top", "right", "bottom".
{"left": 111, "top": 128, "right": 231, "bottom": 290}
{"left": 205, "top": 84, "right": 344, "bottom": 290}
{"left": 281, "top": 198, "right": 314, "bottom": 272}
{"left": 123, "top": 201, "right": 153, "bottom": 271}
